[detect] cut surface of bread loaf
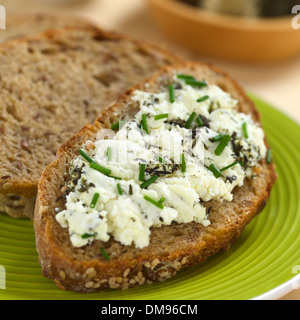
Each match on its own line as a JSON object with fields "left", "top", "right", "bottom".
{"left": 0, "top": 25, "right": 180, "bottom": 219}
{"left": 34, "top": 62, "right": 277, "bottom": 293}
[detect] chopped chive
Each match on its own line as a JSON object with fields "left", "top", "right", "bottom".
{"left": 107, "top": 146, "right": 112, "bottom": 161}
{"left": 140, "top": 175, "right": 159, "bottom": 189}
{"left": 154, "top": 113, "right": 169, "bottom": 121}
{"left": 100, "top": 247, "right": 110, "bottom": 261}
{"left": 266, "top": 149, "right": 272, "bottom": 164}
{"left": 111, "top": 122, "right": 120, "bottom": 130}
{"left": 220, "top": 161, "right": 239, "bottom": 172}
{"left": 141, "top": 114, "right": 149, "bottom": 134}
{"left": 181, "top": 153, "right": 186, "bottom": 173}
{"left": 144, "top": 195, "right": 164, "bottom": 209}
{"left": 185, "top": 112, "right": 196, "bottom": 129}
{"left": 111, "top": 121, "right": 125, "bottom": 131}
{"left": 208, "top": 164, "right": 222, "bottom": 178}
{"left": 197, "top": 95, "right": 209, "bottom": 103}
{"left": 139, "top": 163, "right": 146, "bottom": 181}
{"left": 81, "top": 232, "right": 97, "bottom": 239}
{"left": 108, "top": 175, "right": 122, "bottom": 180}
{"left": 196, "top": 116, "right": 204, "bottom": 127}
{"left": 79, "top": 149, "right": 93, "bottom": 163}
{"left": 242, "top": 122, "right": 249, "bottom": 139}
{"left": 90, "top": 193, "right": 100, "bottom": 208}
{"left": 169, "top": 84, "right": 175, "bottom": 103}
{"left": 89, "top": 162, "right": 112, "bottom": 176}
{"left": 210, "top": 134, "right": 224, "bottom": 142}
{"left": 117, "top": 183, "right": 123, "bottom": 195}
{"left": 185, "top": 79, "right": 207, "bottom": 87}
{"left": 214, "top": 135, "right": 231, "bottom": 156}
{"left": 177, "top": 74, "right": 195, "bottom": 80}
{"left": 129, "top": 184, "right": 133, "bottom": 195}
{"left": 159, "top": 197, "right": 166, "bottom": 203}
{"left": 158, "top": 156, "right": 167, "bottom": 165}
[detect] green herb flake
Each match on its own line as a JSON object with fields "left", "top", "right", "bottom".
{"left": 196, "top": 116, "right": 204, "bottom": 127}
{"left": 154, "top": 113, "right": 169, "bottom": 121}
{"left": 144, "top": 195, "right": 165, "bottom": 209}
{"left": 141, "top": 114, "right": 149, "bottom": 134}
{"left": 139, "top": 163, "right": 146, "bottom": 181}
{"left": 181, "top": 153, "right": 186, "bottom": 173}
{"left": 177, "top": 74, "right": 195, "bottom": 80}
{"left": 185, "top": 112, "right": 197, "bottom": 129}
{"left": 129, "top": 184, "right": 133, "bottom": 195}
{"left": 106, "top": 146, "right": 112, "bottom": 161}
{"left": 158, "top": 156, "right": 168, "bottom": 165}
{"left": 89, "top": 162, "right": 112, "bottom": 176}
{"left": 79, "top": 150, "right": 93, "bottom": 163}
{"left": 81, "top": 232, "right": 97, "bottom": 239}
{"left": 220, "top": 161, "right": 239, "bottom": 172}
{"left": 242, "top": 122, "right": 249, "bottom": 139}
{"left": 185, "top": 79, "right": 207, "bottom": 87}
{"left": 169, "top": 84, "right": 175, "bottom": 103}
{"left": 196, "top": 95, "right": 209, "bottom": 103}
{"left": 117, "top": 183, "right": 123, "bottom": 195}
{"left": 108, "top": 175, "right": 122, "bottom": 180}
{"left": 100, "top": 247, "right": 110, "bottom": 261}
{"left": 208, "top": 164, "right": 222, "bottom": 178}
{"left": 140, "top": 175, "right": 159, "bottom": 189}
{"left": 90, "top": 193, "right": 100, "bottom": 208}
{"left": 214, "top": 135, "right": 231, "bottom": 156}
{"left": 210, "top": 134, "right": 224, "bottom": 142}
{"left": 111, "top": 122, "right": 120, "bottom": 131}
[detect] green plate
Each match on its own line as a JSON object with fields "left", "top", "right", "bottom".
{"left": 0, "top": 94, "right": 299, "bottom": 300}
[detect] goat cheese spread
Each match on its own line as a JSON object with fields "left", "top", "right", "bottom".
{"left": 56, "top": 74, "right": 267, "bottom": 249}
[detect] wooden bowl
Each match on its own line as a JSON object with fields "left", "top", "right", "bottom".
{"left": 146, "top": 0, "right": 300, "bottom": 62}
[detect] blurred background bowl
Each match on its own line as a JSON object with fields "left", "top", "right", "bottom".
{"left": 146, "top": 0, "right": 300, "bottom": 62}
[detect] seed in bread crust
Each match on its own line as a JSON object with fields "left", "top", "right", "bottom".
{"left": 85, "top": 267, "right": 96, "bottom": 279}
{"left": 85, "top": 141, "right": 95, "bottom": 151}
{"left": 59, "top": 271, "right": 66, "bottom": 280}
{"left": 2, "top": 182, "right": 13, "bottom": 190}
{"left": 93, "top": 283, "right": 100, "bottom": 289}
{"left": 159, "top": 271, "right": 171, "bottom": 278}
{"left": 109, "top": 282, "right": 120, "bottom": 289}
{"left": 173, "top": 261, "right": 181, "bottom": 270}
{"left": 123, "top": 268, "right": 130, "bottom": 278}
{"left": 116, "top": 277, "right": 123, "bottom": 284}
{"left": 151, "top": 258, "right": 160, "bottom": 270}
{"left": 108, "top": 277, "right": 116, "bottom": 286}
{"left": 181, "top": 256, "right": 188, "bottom": 265}
{"left": 85, "top": 281, "right": 94, "bottom": 288}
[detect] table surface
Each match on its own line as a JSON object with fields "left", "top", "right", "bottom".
{"left": 3, "top": 0, "right": 300, "bottom": 300}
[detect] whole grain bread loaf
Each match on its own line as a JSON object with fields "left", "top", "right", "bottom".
{"left": 0, "top": 25, "right": 180, "bottom": 219}
{"left": 34, "top": 62, "right": 277, "bottom": 293}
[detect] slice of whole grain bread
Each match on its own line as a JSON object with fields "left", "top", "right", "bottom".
{"left": 34, "top": 62, "right": 277, "bottom": 293}
{"left": 0, "top": 25, "right": 180, "bottom": 219}
{"left": 0, "top": 13, "right": 90, "bottom": 43}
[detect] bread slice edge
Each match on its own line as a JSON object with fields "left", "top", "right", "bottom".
{"left": 34, "top": 61, "right": 277, "bottom": 292}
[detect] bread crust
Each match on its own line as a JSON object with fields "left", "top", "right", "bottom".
{"left": 0, "top": 22, "right": 180, "bottom": 218}
{"left": 34, "top": 62, "right": 277, "bottom": 292}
